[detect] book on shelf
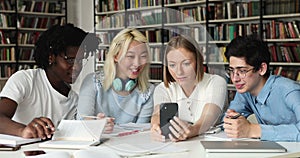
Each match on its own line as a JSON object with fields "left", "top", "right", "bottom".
{"left": 39, "top": 119, "right": 106, "bottom": 149}
{"left": 141, "top": 11, "right": 155, "bottom": 25}
{"left": 0, "top": 134, "right": 41, "bottom": 147}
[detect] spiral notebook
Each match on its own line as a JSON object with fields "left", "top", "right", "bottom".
{"left": 201, "top": 141, "right": 287, "bottom": 153}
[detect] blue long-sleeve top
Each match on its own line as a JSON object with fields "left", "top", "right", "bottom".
{"left": 228, "top": 75, "right": 300, "bottom": 141}
{"left": 77, "top": 71, "right": 155, "bottom": 124}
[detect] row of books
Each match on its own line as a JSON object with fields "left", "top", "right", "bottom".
{"left": 18, "top": 32, "right": 40, "bottom": 45}
{"left": 207, "top": 46, "right": 226, "bottom": 63}
{"left": 165, "top": 0, "right": 198, "bottom": 4}
{"left": 96, "top": 0, "right": 300, "bottom": 17}
{"left": 128, "top": 0, "right": 161, "bottom": 9}
{"left": 96, "top": 0, "right": 161, "bottom": 12}
{"left": 97, "top": 27, "right": 205, "bottom": 46}
{"left": 19, "top": 48, "right": 34, "bottom": 61}
{"left": 95, "top": 14, "right": 124, "bottom": 29}
{"left": 18, "top": 0, "right": 65, "bottom": 13}
{"left": 96, "top": 31, "right": 118, "bottom": 45}
{"left": 127, "top": 9, "right": 162, "bottom": 26}
{"left": 0, "top": 47, "right": 35, "bottom": 61}
{"left": 174, "top": 0, "right": 260, "bottom": 23}
{"left": 144, "top": 28, "right": 205, "bottom": 43}
{"left": 149, "top": 66, "right": 162, "bottom": 80}
{"left": 272, "top": 66, "right": 300, "bottom": 81}
{"left": 0, "top": 0, "right": 15, "bottom": 11}
{"left": 97, "top": 46, "right": 162, "bottom": 63}
{"left": 18, "top": 16, "right": 65, "bottom": 29}
{"left": 263, "top": 20, "right": 300, "bottom": 39}
{"left": 96, "top": 43, "right": 300, "bottom": 64}
{"left": 0, "top": 14, "right": 16, "bottom": 28}
{"left": 0, "top": 30, "right": 16, "bottom": 44}
{"left": 0, "top": 47, "right": 15, "bottom": 61}
{"left": 207, "top": 44, "right": 300, "bottom": 63}
{"left": 96, "top": 48, "right": 107, "bottom": 62}
{"left": 150, "top": 47, "right": 162, "bottom": 62}
{"left": 96, "top": 0, "right": 125, "bottom": 12}
{"left": 269, "top": 44, "right": 300, "bottom": 62}
{"left": 208, "top": 20, "right": 300, "bottom": 41}
{"left": 265, "top": 0, "right": 300, "bottom": 15}
{"left": 208, "top": 23, "right": 259, "bottom": 41}
{"left": 0, "top": 64, "right": 15, "bottom": 78}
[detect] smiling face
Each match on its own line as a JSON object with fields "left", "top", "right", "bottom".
{"left": 167, "top": 47, "right": 197, "bottom": 88}
{"left": 229, "top": 56, "right": 267, "bottom": 96}
{"left": 115, "top": 41, "right": 148, "bottom": 80}
{"left": 51, "top": 46, "right": 84, "bottom": 84}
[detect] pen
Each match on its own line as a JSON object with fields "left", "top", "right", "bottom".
{"left": 118, "top": 130, "right": 139, "bottom": 137}
{"left": 229, "top": 113, "right": 242, "bottom": 119}
{"left": 82, "top": 115, "right": 99, "bottom": 119}
{"left": 214, "top": 113, "right": 244, "bottom": 129}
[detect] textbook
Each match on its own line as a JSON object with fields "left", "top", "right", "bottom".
{"left": 39, "top": 119, "right": 106, "bottom": 149}
{"left": 0, "top": 134, "right": 41, "bottom": 147}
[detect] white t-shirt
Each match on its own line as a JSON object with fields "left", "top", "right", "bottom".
{"left": 0, "top": 69, "right": 77, "bottom": 126}
{"left": 154, "top": 73, "right": 227, "bottom": 124}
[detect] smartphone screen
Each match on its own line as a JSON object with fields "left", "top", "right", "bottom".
{"left": 23, "top": 150, "right": 46, "bottom": 156}
{"left": 159, "top": 103, "right": 178, "bottom": 139}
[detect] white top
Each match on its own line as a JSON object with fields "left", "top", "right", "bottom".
{"left": 154, "top": 73, "right": 227, "bottom": 123}
{"left": 0, "top": 69, "right": 77, "bottom": 126}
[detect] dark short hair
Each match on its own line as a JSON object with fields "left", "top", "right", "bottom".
{"left": 34, "top": 23, "right": 99, "bottom": 69}
{"left": 224, "top": 34, "right": 270, "bottom": 77}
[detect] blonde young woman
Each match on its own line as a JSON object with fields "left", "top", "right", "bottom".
{"left": 77, "top": 28, "right": 154, "bottom": 133}
{"left": 151, "top": 35, "right": 227, "bottom": 142}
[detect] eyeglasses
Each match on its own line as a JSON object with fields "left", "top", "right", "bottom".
{"left": 226, "top": 67, "right": 255, "bottom": 79}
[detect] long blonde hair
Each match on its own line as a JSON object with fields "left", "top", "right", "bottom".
{"left": 103, "top": 28, "right": 151, "bottom": 92}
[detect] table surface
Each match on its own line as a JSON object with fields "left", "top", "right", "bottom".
{"left": 1, "top": 131, "right": 300, "bottom": 158}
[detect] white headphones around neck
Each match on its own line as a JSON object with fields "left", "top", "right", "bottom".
{"left": 112, "top": 78, "right": 136, "bottom": 92}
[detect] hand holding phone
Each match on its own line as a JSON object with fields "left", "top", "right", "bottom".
{"left": 159, "top": 103, "right": 178, "bottom": 139}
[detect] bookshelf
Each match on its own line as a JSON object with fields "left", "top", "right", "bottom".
{"left": 0, "top": 0, "right": 67, "bottom": 90}
{"left": 93, "top": 0, "right": 300, "bottom": 87}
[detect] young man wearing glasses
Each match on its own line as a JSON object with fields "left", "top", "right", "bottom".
{"left": 223, "top": 34, "right": 300, "bottom": 141}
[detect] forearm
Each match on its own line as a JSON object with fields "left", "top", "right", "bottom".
{"left": 151, "top": 113, "right": 159, "bottom": 126}
{"left": 151, "top": 104, "right": 160, "bottom": 126}
{"left": 248, "top": 123, "right": 261, "bottom": 138}
{"left": 260, "top": 124, "right": 300, "bottom": 141}
{"left": 191, "top": 103, "right": 221, "bottom": 137}
{"left": 187, "top": 123, "right": 202, "bottom": 138}
{"left": 0, "top": 114, "right": 25, "bottom": 137}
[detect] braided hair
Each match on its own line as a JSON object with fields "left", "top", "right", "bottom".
{"left": 34, "top": 23, "right": 99, "bottom": 69}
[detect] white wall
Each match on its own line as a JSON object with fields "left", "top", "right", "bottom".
{"left": 67, "top": 0, "right": 95, "bottom": 93}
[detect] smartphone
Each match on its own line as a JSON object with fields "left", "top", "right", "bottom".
{"left": 23, "top": 150, "right": 46, "bottom": 156}
{"left": 159, "top": 103, "right": 178, "bottom": 139}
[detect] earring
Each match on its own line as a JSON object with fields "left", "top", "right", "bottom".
{"left": 49, "top": 62, "right": 52, "bottom": 65}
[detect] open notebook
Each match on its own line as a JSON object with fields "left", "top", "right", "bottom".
{"left": 39, "top": 119, "right": 106, "bottom": 149}
{"left": 201, "top": 141, "right": 287, "bottom": 153}
{"left": 0, "top": 134, "right": 41, "bottom": 147}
